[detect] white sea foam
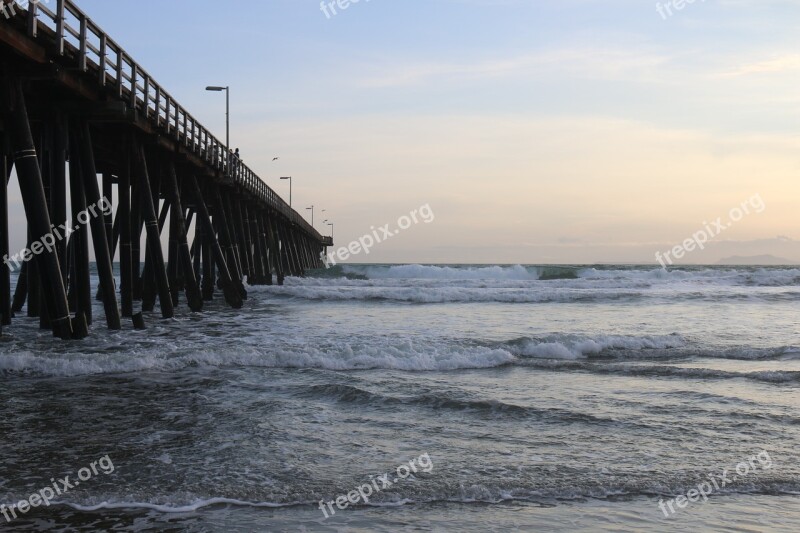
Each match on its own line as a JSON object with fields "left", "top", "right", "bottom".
{"left": 3, "top": 332, "right": 787, "bottom": 378}
{"left": 273, "top": 264, "right": 800, "bottom": 304}
{"left": 0, "top": 340, "right": 517, "bottom": 377}
{"left": 263, "top": 285, "right": 645, "bottom": 303}
{"left": 262, "top": 283, "right": 800, "bottom": 304}
{"left": 62, "top": 497, "right": 297, "bottom": 513}
{"left": 512, "top": 334, "right": 687, "bottom": 360}
{"left": 344, "top": 264, "right": 539, "bottom": 280}
{"left": 331, "top": 264, "right": 800, "bottom": 288}
{"left": 38, "top": 481, "right": 800, "bottom": 518}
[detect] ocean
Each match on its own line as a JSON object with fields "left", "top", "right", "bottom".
{"left": 1, "top": 264, "right": 799, "bottom": 532}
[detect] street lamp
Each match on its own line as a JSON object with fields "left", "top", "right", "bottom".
{"left": 327, "top": 222, "right": 334, "bottom": 239}
{"left": 205, "top": 85, "right": 229, "bottom": 175}
{"left": 280, "top": 177, "right": 292, "bottom": 207}
{"left": 306, "top": 205, "right": 314, "bottom": 227}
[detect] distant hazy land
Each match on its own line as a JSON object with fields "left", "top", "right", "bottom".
{"left": 716, "top": 255, "right": 799, "bottom": 266}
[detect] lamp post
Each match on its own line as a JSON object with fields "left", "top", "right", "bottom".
{"left": 280, "top": 176, "right": 292, "bottom": 207}
{"left": 306, "top": 205, "right": 314, "bottom": 227}
{"left": 327, "top": 222, "right": 334, "bottom": 239}
{"left": 205, "top": 85, "right": 229, "bottom": 175}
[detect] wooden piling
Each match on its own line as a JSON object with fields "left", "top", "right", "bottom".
{"left": 67, "top": 130, "right": 92, "bottom": 326}
{"left": 220, "top": 194, "right": 245, "bottom": 289}
{"left": 167, "top": 197, "right": 180, "bottom": 306}
{"left": 215, "top": 191, "right": 246, "bottom": 299}
{"left": 188, "top": 175, "right": 242, "bottom": 309}
{"left": 130, "top": 176, "right": 142, "bottom": 301}
{"left": 11, "top": 262, "right": 28, "bottom": 314}
{"left": 201, "top": 225, "right": 215, "bottom": 301}
{"left": 132, "top": 141, "right": 174, "bottom": 319}
{"left": 257, "top": 213, "right": 273, "bottom": 285}
{"left": 165, "top": 164, "right": 202, "bottom": 311}
{"left": 51, "top": 114, "right": 68, "bottom": 282}
{"left": 4, "top": 80, "right": 72, "bottom": 339}
{"left": 263, "top": 215, "right": 283, "bottom": 285}
{"left": 275, "top": 222, "right": 292, "bottom": 277}
{"left": 119, "top": 139, "right": 134, "bottom": 318}
{"left": 191, "top": 211, "right": 202, "bottom": 283}
{"left": 0, "top": 146, "right": 11, "bottom": 325}
{"left": 140, "top": 197, "right": 169, "bottom": 311}
{"left": 249, "top": 206, "right": 267, "bottom": 285}
{"left": 26, "top": 235, "right": 40, "bottom": 319}
{"left": 239, "top": 203, "right": 255, "bottom": 282}
{"left": 75, "top": 122, "right": 121, "bottom": 330}
{"left": 103, "top": 173, "right": 113, "bottom": 251}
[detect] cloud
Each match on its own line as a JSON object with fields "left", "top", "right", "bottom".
{"left": 719, "top": 54, "right": 800, "bottom": 77}
{"left": 356, "top": 47, "right": 671, "bottom": 88}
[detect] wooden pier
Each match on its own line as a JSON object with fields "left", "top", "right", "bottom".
{"left": 0, "top": 0, "right": 332, "bottom": 338}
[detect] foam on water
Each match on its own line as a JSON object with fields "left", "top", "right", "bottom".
{"left": 63, "top": 498, "right": 298, "bottom": 513}
{"left": 346, "top": 264, "right": 539, "bottom": 280}
{"left": 332, "top": 264, "right": 800, "bottom": 287}
{"left": 11, "top": 475, "right": 800, "bottom": 517}
{"left": 508, "top": 334, "right": 687, "bottom": 360}
{"left": 263, "top": 284, "right": 647, "bottom": 303}
{"left": 279, "top": 264, "right": 800, "bottom": 304}
{"left": 1, "top": 256, "right": 799, "bottom": 532}
{"left": 0, "top": 329, "right": 795, "bottom": 379}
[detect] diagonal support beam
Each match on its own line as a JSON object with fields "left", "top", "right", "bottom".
{"left": 131, "top": 140, "right": 174, "bottom": 319}
{"left": 188, "top": 176, "right": 242, "bottom": 309}
{"left": 3, "top": 80, "right": 72, "bottom": 339}
{"left": 165, "top": 164, "right": 202, "bottom": 311}
{"left": 75, "top": 121, "right": 121, "bottom": 330}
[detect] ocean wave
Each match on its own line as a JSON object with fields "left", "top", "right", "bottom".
{"left": 505, "top": 334, "right": 687, "bottom": 360}
{"left": 23, "top": 478, "right": 800, "bottom": 516}
{"left": 2, "top": 331, "right": 797, "bottom": 380}
{"left": 0, "top": 341, "right": 517, "bottom": 377}
{"left": 503, "top": 335, "right": 799, "bottom": 361}
{"left": 313, "top": 264, "right": 800, "bottom": 288}
{"left": 262, "top": 285, "right": 645, "bottom": 304}
{"left": 58, "top": 498, "right": 300, "bottom": 514}
{"left": 575, "top": 267, "right": 800, "bottom": 285}
{"left": 342, "top": 264, "right": 541, "bottom": 281}
{"left": 522, "top": 360, "right": 800, "bottom": 384}
{"left": 266, "top": 268, "right": 800, "bottom": 303}
{"left": 300, "top": 383, "right": 618, "bottom": 425}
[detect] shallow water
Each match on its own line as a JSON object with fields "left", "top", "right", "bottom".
{"left": 1, "top": 264, "right": 798, "bottom": 531}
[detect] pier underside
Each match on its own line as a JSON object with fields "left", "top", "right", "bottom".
{"left": 0, "top": 0, "right": 332, "bottom": 337}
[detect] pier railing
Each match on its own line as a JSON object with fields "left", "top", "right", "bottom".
{"left": 10, "top": 0, "right": 323, "bottom": 242}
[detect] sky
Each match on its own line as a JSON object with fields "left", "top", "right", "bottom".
{"left": 8, "top": 0, "right": 800, "bottom": 264}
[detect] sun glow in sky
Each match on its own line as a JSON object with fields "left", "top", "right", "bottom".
{"left": 9, "top": 0, "right": 800, "bottom": 263}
